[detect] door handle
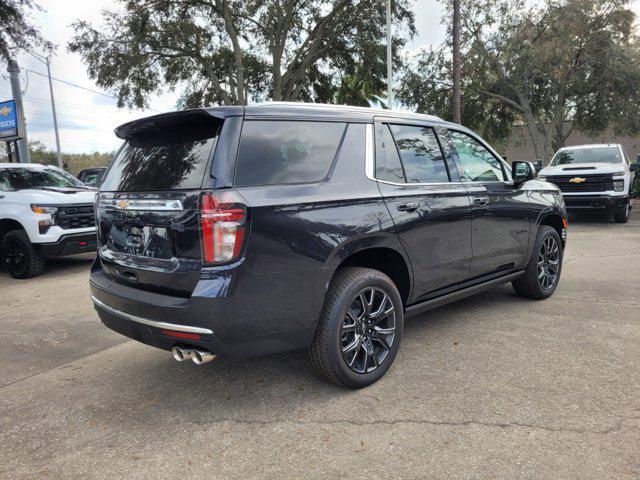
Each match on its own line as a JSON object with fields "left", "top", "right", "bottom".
{"left": 472, "top": 197, "right": 489, "bottom": 207}
{"left": 397, "top": 202, "right": 419, "bottom": 212}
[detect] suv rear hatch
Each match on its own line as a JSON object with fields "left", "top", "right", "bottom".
{"left": 96, "top": 109, "right": 228, "bottom": 297}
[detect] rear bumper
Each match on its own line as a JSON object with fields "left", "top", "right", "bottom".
{"left": 563, "top": 194, "right": 629, "bottom": 211}
{"left": 35, "top": 232, "right": 98, "bottom": 257}
{"left": 89, "top": 259, "right": 327, "bottom": 359}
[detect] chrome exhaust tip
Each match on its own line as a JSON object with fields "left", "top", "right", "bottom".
{"left": 172, "top": 346, "right": 193, "bottom": 362}
{"left": 191, "top": 348, "right": 216, "bottom": 365}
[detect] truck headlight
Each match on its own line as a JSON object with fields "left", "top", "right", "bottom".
{"left": 31, "top": 204, "right": 58, "bottom": 233}
{"left": 613, "top": 180, "right": 624, "bottom": 192}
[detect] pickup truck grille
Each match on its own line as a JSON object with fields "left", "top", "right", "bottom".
{"left": 56, "top": 204, "right": 95, "bottom": 229}
{"left": 546, "top": 174, "right": 614, "bottom": 193}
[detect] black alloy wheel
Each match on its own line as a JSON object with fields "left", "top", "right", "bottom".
{"left": 512, "top": 225, "right": 563, "bottom": 300}
{"left": 340, "top": 287, "right": 396, "bottom": 374}
{"left": 0, "top": 230, "right": 45, "bottom": 279}
{"left": 3, "top": 236, "right": 27, "bottom": 274}
{"left": 537, "top": 236, "right": 560, "bottom": 290}
{"left": 307, "top": 267, "right": 404, "bottom": 388}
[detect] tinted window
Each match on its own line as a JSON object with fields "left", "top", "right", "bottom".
{"left": 100, "top": 121, "right": 218, "bottom": 192}
{"left": 376, "top": 124, "right": 405, "bottom": 182}
{"left": 550, "top": 146, "right": 622, "bottom": 165}
{"left": 235, "top": 121, "right": 346, "bottom": 186}
{"left": 389, "top": 124, "right": 449, "bottom": 183}
{"left": 80, "top": 171, "right": 99, "bottom": 186}
{"left": 0, "top": 167, "right": 84, "bottom": 190}
{"left": 450, "top": 131, "right": 505, "bottom": 182}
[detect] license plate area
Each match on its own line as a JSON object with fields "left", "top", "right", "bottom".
{"left": 105, "top": 224, "right": 174, "bottom": 259}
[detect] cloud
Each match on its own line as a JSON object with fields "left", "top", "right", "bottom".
{"left": 0, "top": 0, "right": 175, "bottom": 154}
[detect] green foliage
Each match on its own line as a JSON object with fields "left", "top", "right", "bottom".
{"left": 0, "top": 0, "right": 52, "bottom": 62}
{"left": 0, "top": 141, "right": 114, "bottom": 175}
{"left": 68, "top": 0, "right": 415, "bottom": 109}
{"left": 398, "top": 0, "right": 640, "bottom": 161}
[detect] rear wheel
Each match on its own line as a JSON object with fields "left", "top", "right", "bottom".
{"left": 1, "top": 230, "right": 45, "bottom": 279}
{"left": 512, "top": 225, "right": 562, "bottom": 300}
{"left": 307, "top": 267, "right": 403, "bottom": 388}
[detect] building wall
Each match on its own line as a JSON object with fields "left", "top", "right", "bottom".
{"left": 503, "top": 121, "right": 640, "bottom": 163}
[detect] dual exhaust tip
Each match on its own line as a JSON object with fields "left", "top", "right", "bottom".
{"left": 171, "top": 345, "right": 216, "bottom": 365}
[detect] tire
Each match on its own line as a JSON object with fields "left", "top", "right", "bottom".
{"left": 1, "top": 229, "right": 45, "bottom": 279}
{"left": 307, "top": 267, "right": 404, "bottom": 388}
{"left": 613, "top": 200, "right": 630, "bottom": 223}
{"left": 512, "top": 225, "right": 562, "bottom": 300}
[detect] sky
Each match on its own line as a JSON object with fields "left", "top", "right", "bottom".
{"left": 0, "top": 0, "right": 558, "bottom": 154}
{"left": 0, "top": 0, "right": 447, "bottom": 154}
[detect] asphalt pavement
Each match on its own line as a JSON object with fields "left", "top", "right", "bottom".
{"left": 1, "top": 210, "right": 638, "bottom": 479}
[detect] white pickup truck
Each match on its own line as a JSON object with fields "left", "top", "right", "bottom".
{"left": 538, "top": 144, "right": 637, "bottom": 223}
{"left": 0, "top": 163, "right": 97, "bottom": 278}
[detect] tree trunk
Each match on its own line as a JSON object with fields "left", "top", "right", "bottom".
{"left": 452, "top": 0, "right": 461, "bottom": 124}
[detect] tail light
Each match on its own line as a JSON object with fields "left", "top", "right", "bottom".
{"left": 200, "top": 191, "right": 247, "bottom": 264}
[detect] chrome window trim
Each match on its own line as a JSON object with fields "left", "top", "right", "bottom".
{"left": 365, "top": 123, "right": 375, "bottom": 181}
{"left": 91, "top": 296, "right": 214, "bottom": 334}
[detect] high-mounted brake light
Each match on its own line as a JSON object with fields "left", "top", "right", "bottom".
{"left": 200, "top": 192, "right": 246, "bottom": 264}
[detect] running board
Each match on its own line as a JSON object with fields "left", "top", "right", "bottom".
{"left": 405, "top": 270, "right": 525, "bottom": 317}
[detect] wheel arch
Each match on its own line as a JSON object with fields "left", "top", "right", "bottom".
{"left": 537, "top": 211, "right": 565, "bottom": 246}
{"left": 0, "top": 218, "right": 26, "bottom": 243}
{"left": 329, "top": 244, "right": 412, "bottom": 307}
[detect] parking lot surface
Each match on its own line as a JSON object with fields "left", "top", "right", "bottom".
{"left": 1, "top": 212, "right": 639, "bottom": 479}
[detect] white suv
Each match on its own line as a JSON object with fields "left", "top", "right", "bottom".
{"left": 538, "top": 144, "right": 637, "bottom": 223}
{"left": 0, "top": 163, "right": 97, "bottom": 278}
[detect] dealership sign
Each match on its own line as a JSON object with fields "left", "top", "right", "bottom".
{"left": 0, "top": 100, "right": 19, "bottom": 140}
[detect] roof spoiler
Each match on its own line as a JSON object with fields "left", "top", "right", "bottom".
{"left": 114, "top": 106, "right": 243, "bottom": 140}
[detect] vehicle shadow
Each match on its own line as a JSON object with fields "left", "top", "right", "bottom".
{"left": 567, "top": 212, "right": 615, "bottom": 224}
{"left": 86, "top": 285, "right": 525, "bottom": 425}
{"left": 0, "top": 253, "right": 95, "bottom": 280}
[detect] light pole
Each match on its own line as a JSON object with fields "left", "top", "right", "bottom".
{"left": 7, "top": 59, "right": 30, "bottom": 163}
{"left": 27, "top": 50, "right": 63, "bottom": 168}
{"left": 386, "top": 0, "right": 393, "bottom": 109}
{"left": 452, "top": 0, "right": 461, "bottom": 124}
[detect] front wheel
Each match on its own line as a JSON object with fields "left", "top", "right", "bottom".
{"left": 0, "top": 229, "right": 45, "bottom": 279}
{"left": 613, "top": 201, "right": 630, "bottom": 223}
{"left": 512, "top": 225, "right": 563, "bottom": 300}
{"left": 307, "top": 267, "right": 404, "bottom": 388}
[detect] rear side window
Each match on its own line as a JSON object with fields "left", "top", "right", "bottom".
{"left": 389, "top": 124, "right": 449, "bottom": 183}
{"left": 234, "top": 121, "right": 346, "bottom": 187}
{"left": 100, "top": 121, "right": 219, "bottom": 192}
{"left": 376, "top": 124, "right": 405, "bottom": 182}
{"left": 449, "top": 130, "right": 505, "bottom": 182}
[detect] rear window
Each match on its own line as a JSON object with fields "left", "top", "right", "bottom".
{"left": 100, "top": 121, "right": 219, "bottom": 191}
{"left": 234, "top": 120, "right": 346, "bottom": 187}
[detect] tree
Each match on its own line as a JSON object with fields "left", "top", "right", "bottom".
{"left": 0, "top": 0, "right": 52, "bottom": 62}
{"left": 68, "top": 0, "right": 415, "bottom": 109}
{"left": 398, "top": 0, "right": 640, "bottom": 161}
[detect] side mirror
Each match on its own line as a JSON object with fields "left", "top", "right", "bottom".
{"left": 512, "top": 161, "right": 535, "bottom": 185}
{"left": 631, "top": 163, "right": 638, "bottom": 173}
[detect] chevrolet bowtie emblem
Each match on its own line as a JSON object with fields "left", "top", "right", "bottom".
{"left": 116, "top": 200, "right": 128, "bottom": 209}
{"left": 569, "top": 177, "right": 586, "bottom": 183}
{"left": 0, "top": 106, "right": 13, "bottom": 117}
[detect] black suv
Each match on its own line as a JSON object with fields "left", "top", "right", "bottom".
{"left": 90, "top": 103, "right": 567, "bottom": 388}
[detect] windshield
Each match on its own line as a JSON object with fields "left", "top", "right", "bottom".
{"left": 0, "top": 167, "right": 84, "bottom": 191}
{"left": 550, "top": 146, "right": 622, "bottom": 166}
